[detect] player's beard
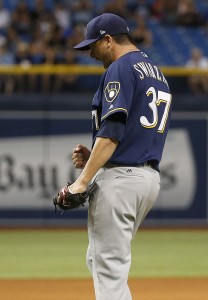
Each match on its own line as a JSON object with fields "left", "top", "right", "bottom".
{"left": 94, "top": 56, "right": 112, "bottom": 69}
{"left": 101, "top": 53, "right": 113, "bottom": 69}
{"left": 103, "top": 60, "right": 111, "bottom": 69}
{"left": 91, "top": 47, "right": 113, "bottom": 69}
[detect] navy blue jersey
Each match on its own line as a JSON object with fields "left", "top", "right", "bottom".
{"left": 92, "top": 50, "right": 172, "bottom": 169}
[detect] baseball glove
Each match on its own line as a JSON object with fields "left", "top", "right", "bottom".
{"left": 53, "top": 181, "right": 98, "bottom": 212}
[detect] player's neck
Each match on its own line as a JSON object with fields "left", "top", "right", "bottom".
{"left": 115, "top": 44, "right": 139, "bottom": 60}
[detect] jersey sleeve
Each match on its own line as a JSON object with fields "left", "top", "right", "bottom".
{"left": 100, "top": 61, "right": 135, "bottom": 122}
{"left": 96, "top": 113, "right": 126, "bottom": 142}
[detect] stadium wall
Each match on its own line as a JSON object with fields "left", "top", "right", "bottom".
{"left": 0, "top": 94, "right": 207, "bottom": 227}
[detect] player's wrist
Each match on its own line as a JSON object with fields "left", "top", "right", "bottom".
{"left": 76, "top": 177, "right": 89, "bottom": 188}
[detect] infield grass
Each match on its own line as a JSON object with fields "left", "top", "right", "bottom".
{"left": 0, "top": 229, "right": 207, "bottom": 279}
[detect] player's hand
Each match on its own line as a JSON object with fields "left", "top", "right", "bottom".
{"left": 56, "top": 180, "right": 87, "bottom": 206}
{"left": 72, "top": 144, "right": 91, "bottom": 169}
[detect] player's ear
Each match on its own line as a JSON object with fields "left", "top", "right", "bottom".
{"left": 104, "top": 35, "right": 112, "bottom": 48}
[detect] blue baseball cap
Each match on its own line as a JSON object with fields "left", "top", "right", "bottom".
{"left": 73, "top": 13, "right": 130, "bottom": 51}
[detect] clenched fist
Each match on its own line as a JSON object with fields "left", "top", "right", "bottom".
{"left": 72, "top": 144, "right": 91, "bottom": 169}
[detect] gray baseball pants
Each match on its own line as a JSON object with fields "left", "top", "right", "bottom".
{"left": 87, "top": 165, "right": 160, "bottom": 300}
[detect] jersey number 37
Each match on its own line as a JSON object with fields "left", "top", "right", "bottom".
{"left": 140, "top": 86, "right": 172, "bottom": 133}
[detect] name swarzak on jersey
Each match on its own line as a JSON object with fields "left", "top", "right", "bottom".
{"left": 134, "top": 61, "right": 168, "bottom": 87}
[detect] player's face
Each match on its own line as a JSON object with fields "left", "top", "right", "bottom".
{"left": 90, "top": 37, "right": 113, "bottom": 69}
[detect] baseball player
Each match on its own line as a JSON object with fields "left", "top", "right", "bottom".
{"left": 57, "top": 13, "right": 172, "bottom": 300}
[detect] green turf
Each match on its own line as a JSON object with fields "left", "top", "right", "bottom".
{"left": 0, "top": 229, "right": 207, "bottom": 279}
{"left": 131, "top": 230, "right": 208, "bottom": 278}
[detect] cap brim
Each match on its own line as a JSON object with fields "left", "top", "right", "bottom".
{"left": 73, "top": 38, "right": 100, "bottom": 51}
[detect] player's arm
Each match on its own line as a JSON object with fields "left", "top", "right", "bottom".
{"left": 69, "top": 136, "right": 119, "bottom": 193}
{"left": 71, "top": 114, "right": 125, "bottom": 169}
{"left": 69, "top": 113, "right": 126, "bottom": 192}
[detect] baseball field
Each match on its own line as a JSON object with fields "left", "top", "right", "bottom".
{"left": 0, "top": 228, "right": 208, "bottom": 300}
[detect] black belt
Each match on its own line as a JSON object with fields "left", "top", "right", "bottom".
{"left": 103, "top": 162, "right": 154, "bottom": 169}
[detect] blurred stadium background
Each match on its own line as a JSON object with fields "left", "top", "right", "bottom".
{"left": 0, "top": 0, "right": 208, "bottom": 228}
